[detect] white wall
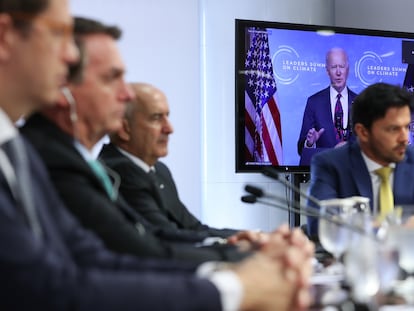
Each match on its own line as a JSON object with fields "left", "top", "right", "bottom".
{"left": 70, "top": 0, "right": 334, "bottom": 231}
{"left": 334, "top": 0, "right": 414, "bottom": 32}
{"left": 200, "top": 0, "right": 334, "bottom": 230}
{"left": 71, "top": 0, "right": 203, "bottom": 219}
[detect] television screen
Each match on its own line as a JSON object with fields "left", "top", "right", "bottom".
{"left": 235, "top": 19, "right": 414, "bottom": 173}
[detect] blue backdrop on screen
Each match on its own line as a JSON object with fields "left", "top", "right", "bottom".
{"left": 267, "top": 28, "right": 409, "bottom": 165}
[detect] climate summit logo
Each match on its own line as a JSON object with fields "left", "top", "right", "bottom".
{"left": 272, "top": 45, "right": 407, "bottom": 87}
{"left": 354, "top": 51, "right": 406, "bottom": 86}
{"left": 271, "top": 45, "right": 326, "bottom": 85}
{"left": 271, "top": 45, "right": 406, "bottom": 86}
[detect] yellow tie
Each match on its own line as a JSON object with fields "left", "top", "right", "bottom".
{"left": 375, "top": 166, "right": 394, "bottom": 219}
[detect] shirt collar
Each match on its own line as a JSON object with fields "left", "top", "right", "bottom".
{"left": 330, "top": 86, "right": 349, "bottom": 101}
{"left": 360, "top": 149, "right": 396, "bottom": 173}
{"left": 116, "top": 146, "right": 153, "bottom": 173}
{"left": 0, "top": 108, "right": 18, "bottom": 145}
{"left": 73, "top": 140, "right": 96, "bottom": 162}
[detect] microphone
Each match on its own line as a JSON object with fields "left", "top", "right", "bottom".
{"left": 242, "top": 184, "right": 373, "bottom": 237}
{"left": 241, "top": 193, "right": 321, "bottom": 219}
{"left": 244, "top": 184, "right": 330, "bottom": 219}
{"left": 241, "top": 194, "right": 258, "bottom": 204}
{"left": 244, "top": 184, "right": 264, "bottom": 198}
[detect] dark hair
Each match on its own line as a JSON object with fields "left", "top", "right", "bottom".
{"left": 74, "top": 16, "right": 121, "bottom": 40}
{"left": 351, "top": 82, "right": 414, "bottom": 131}
{"left": 0, "top": 0, "right": 49, "bottom": 32}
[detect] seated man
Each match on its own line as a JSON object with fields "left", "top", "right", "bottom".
{"left": 21, "top": 16, "right": 274, "bottom": 263}
{"left": 307, "top": 82, "right": 414, "bottom": 236}
{"left": 0, "top": 2, "right": 314, "bottom": 310}
{"left": 99, "top": 82, "right": 239, "bottom": 239}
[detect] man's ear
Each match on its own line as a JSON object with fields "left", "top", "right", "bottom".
{"left": 117, "top": 119, "right": 131, "bottom": 141}
{"left": 0, "top": 14, "right": 16, "bottom": 61}
{"left": 354, "top": 123, "right": 369, "bottom": 142}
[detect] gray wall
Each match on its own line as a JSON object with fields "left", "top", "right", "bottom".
{"left": 71, "top": 0, "right": 413, "bottom": 231}
{"left": 335, "top": 0, "right": 414, "bottom": 32}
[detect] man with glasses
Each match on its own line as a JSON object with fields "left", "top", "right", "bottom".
{"left": 0, "top": 1, "right": 314, "bottom": 310}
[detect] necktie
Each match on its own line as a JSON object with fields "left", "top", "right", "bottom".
{"left": 334, "top": 93, "right": 343, "bottom": 142}
{"left": 375, "top": 166, "right": 394, "bottom": 219}
{"left": 148, "top": 169, "right": 164, "bottom": 190}
{"left": 88, "top": 160, "right": 116, "bottom": 201}
{"left": 1, "top": 136, "right": 43, "bottom": 238}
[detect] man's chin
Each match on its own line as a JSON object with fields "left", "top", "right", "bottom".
{"left": 34, "top": 91, "right": 60, "bottom": 109}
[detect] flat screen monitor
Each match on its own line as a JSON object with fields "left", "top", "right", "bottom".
{"left": 235, "top": 19, "right": 414, "bottom": 173}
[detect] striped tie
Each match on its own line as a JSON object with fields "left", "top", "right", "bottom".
{"left": 334, "top": 93, "right": 343, "bottom": 142}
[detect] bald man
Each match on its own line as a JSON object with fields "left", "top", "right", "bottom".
{"left": 100, "top": 83, "right": 251, "bottom": 240}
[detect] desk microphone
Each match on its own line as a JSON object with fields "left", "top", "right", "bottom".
{"left": 242, "top": 184, "right": 372, "bottom": 237}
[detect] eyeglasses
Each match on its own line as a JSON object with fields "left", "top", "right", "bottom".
{"left": 10, "top": 12, "right": 74, "bottom": 42}
{"left": 35, "top": 16, "right": 74, "bottom": 41}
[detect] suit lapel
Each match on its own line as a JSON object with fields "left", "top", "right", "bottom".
{"left": 349, "top": 144, "right": 373, "bottom": 202}
{"left": 393, "top": 155, "right": 414, "bottom": 203}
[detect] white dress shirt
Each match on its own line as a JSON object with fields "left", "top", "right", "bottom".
{"left": 0, "top": 108, "right": 18, "bottom": 145}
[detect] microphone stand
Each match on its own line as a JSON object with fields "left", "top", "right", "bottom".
{"left": 241, "top": 191, "right": 370, "bottom": 238}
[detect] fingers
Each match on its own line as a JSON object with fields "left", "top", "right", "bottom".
{"left": 306, "top": 127, "right": 325, "bottom": 145}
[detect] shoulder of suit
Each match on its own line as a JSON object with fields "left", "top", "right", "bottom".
{"left": 307, "top": 87, "right": 330, "bottom": 102}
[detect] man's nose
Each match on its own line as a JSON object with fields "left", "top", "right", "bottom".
{"left": 120, "top": 82, "right": 135, "bottom": 101}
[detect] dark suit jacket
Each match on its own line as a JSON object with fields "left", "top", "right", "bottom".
{"left": 21, "top": 114, "right": 248, "bottom": 263}
{"left": 99, "top": 143, "right": 238, "bottom": 238}
{"left": 297, "top": 86, "right": 358, "bottom": 156}
{"left": 307, "top": 142, "right": 414, "bottom": 236}
{"left": 0, "top": 135, "right": 221, "bottom": 311}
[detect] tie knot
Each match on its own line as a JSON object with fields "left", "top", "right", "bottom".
{"left": 337, "top": 93, "right": 342, "bottom": 99}
{"left": 375, "top": 166, "right": 392, "bottom": 180}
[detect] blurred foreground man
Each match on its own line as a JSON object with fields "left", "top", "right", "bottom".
{"left": 22, "top": 17, "right": 265, "bottom": 263}
{"left": 0, "top": 1, "right": 314, "bottom": 310}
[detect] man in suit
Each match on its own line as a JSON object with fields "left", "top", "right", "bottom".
{"left": 0, "top": 1, "right": 314, "bottom": 310}
{"left": 307, "top": 82, "right": 414, "bottom": 236}
{"left": 99, "top": 82, "right": 243, "bottom": 241}
{"left": 297, "top": 48, "right": 358, "bottom": 164}
{"left": 22, "top": 17, "right": 258, "bottom": 262}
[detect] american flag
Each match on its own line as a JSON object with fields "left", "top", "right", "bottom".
{"left": 244, "top": 29, "right": 282, "bottom": 165}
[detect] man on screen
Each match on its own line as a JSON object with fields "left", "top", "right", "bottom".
{"left": 297, "top": 47, "right": 358, "bottom": 163}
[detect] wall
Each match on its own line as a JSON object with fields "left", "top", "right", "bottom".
{"left": 70, "top": 0, "right": 334, "bottom": 231}
{"left": 334, "top": 0, "right": 414, "bottom": 32}
{"left": 200, "top": 0, "right": 334, "bottom": 230}
{"left": 71, "top": 0, "right": 203, "bottom": 219}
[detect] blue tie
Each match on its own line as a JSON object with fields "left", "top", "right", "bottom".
{"left": 1, "top": 136, "right": 43, "bottom": 238}
{"left": 88, "top": 160, "right": 116, "bottom": 201}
